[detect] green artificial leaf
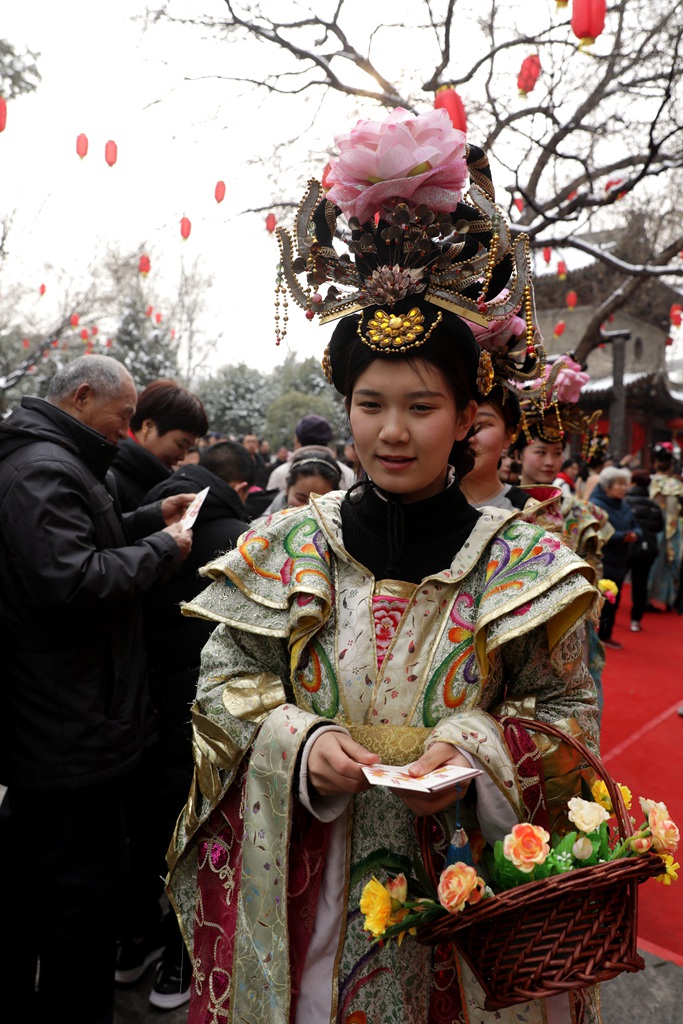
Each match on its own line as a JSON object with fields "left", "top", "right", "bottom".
{"left": 411, "top": 849, "right": 438, "bottom": 901}
{"left": 598, "top": 821, "right": 611, "bottom": 861}
{"left": 491, "top": 841, "right": 532, "bottom": 889}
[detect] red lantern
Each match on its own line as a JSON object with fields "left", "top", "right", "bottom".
{"left": 180, "top": 217, "right": 191, "bottom": 240}
{"left": 105, "top": 338, "right": 113, "bottom": 348}
{"left": 146, "top": 305, "right": 153, "bottom": 317}
{"left": 39, "top": 283, "right": 46, "bottom": 296}
{"left": 70, "top": 313, "right": 80, "bottom": 327}
{"left": 91, "top": 326, "right": 99, "bottom": 337}
{"left": 670, "top": 303, "right": 683, "bottom": 327}
{"left": 572, "top": 0, "right": 606, "bottom": 50}
{"left": 553, "top": 321, "right": 566, "bottom": 339}
{"left": 434, "top": 86, "right": 467, "bottom": 134}
{"left": 265, "top": 213, "right": 277, "bottom": 233}
{"left": 566, "top": 290, "right": 578, "bottom": 310}
{"left": 138, "top": 254, "right": 151, "bottom": 276}
{"left": 567, "top": 189, "right": 578, "bottom": 201}
{"left": 76, "top": 133, "right": 88, "bottom": 159}
{"left": 215, "top": 180, "right": 226, "bottom": 203}
{"left": 542, "top": 246, "right": 552, "bottom": 265}
{"left": 80, "top": 328, "right": 89, "bottom": 341}
{"left": 22, "top": 338, "right": 30, "bottom": 349}
{"left": 557, "top": 260, "right": 567, "bottom": 280}
{"left": 517, "top": 55, "right": 541, "bottom": 98}
{"left": 513, "top": 197, "right": 524, "bottom": 213}
{"left": 0, "top": 97, "right": 7, "bottom": 133}
{"left": 666, "top": 336, "right": 673, "bottom": 347}
{"left": 155, "top": 312, "right": 162, "bottom": 324}
{"left": 104, "top": 140, "right": 118, "bottom": 167}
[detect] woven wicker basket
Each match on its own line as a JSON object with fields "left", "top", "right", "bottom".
{"left": 415, "top": 718, "right": 664, "bottom": 1010}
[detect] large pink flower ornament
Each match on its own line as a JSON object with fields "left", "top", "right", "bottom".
{"left": 469, "top": 290, "right": 526, "bottom": 352}
{"left": 325, "top": 107, "right": 468, "bottom": 224}
{"left": 554, "top": 356, "right": 590, "bottom": 403}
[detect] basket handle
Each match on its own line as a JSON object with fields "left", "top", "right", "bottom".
{"left": 504, "top": 717, "right": 633, "bottom": 840}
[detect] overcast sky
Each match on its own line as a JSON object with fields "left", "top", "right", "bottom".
{"left": 1, "top": 0, "right": 348, "bottom": 375}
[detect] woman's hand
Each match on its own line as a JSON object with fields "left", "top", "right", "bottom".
{"left": 396, "top": 741, "right": 473, "bottom": 816}
{"left": 307, "top": 732, "right": 380, "bottom": 797}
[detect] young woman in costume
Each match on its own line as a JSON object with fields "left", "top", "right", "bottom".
{"left": 166, "top": 109, "right": 601, "bottom": 1024}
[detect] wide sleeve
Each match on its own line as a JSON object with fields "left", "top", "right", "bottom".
{"left": 1, "top": 455, "right": 179, "bottom": 611}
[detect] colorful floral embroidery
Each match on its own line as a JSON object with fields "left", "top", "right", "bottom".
{"left": 373, "top": 594, "right": 411, "bottom": 669}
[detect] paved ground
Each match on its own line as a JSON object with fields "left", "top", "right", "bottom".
{"left": 114, "top": 947, "right": 683, "bottom": 1023}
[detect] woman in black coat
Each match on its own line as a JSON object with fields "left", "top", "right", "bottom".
{"left": 589, "top": 466, "right": 642, "bottom": 648}
{"left": 625, "top": 470, "right": 664, "bottom": 631}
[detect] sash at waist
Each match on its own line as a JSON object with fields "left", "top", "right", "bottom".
{"left": 347, "top": 724, "right": 431, "bottom": 766}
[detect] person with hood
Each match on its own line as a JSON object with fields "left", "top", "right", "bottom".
{"left": 589, "top": 467, "right": 642, "bottom": 649}
{"left": 115, "top": 440, "right": 254, "bottom": 1010}
{"left": 0, "top": 355, "right": 194, "bottom": 1024}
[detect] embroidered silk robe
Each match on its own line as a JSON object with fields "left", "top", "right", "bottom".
{"left": 167, "top": 492, "right": 601, "bottom": 1024}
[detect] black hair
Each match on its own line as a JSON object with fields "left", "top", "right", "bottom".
{"left": 478, "top": 383, "right": 521, "bottom": 432}
{"left": 327, "top": 300, "right": 479, "bottom": 478}
{"left": 200, "top": 441, "right": 254, "bottom": 487}
{"left": 286, "top": 449, "right": 342, "bottom": 491}
{"left": 130, "top": 378, "right": 209, "bottom": 436}
{"left": 561, "top": 456, "right": 579, "bottom": 471}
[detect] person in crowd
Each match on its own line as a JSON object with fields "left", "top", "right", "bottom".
{"left": 241, "top": 432, "right": 271, "bottom": 489}
{"left": 110, "top": 378, "right": 208, "bottom": 511}
{"left": 342, "top": 435, "right": 363, "bottom": 481}
{"left": 259, "top": 446, "right": 343, "bottom": 517}
{"left": 588, "top": 467, "right": 642, "bottom": 650}
{"left": 576, "top": 436, "right": 611, "bottom": 502}
{"left": 266, "top": 413, "right": 356, "bottom": 491}
{"left": 166, "top": 116, "right": 601, "bottom": 1024}
{"left": 625, "top": 470, "right": 664, "bottom": 632}
{"left": 175, "top": 444, "right": 201, "bottom": 467}
{"left": 270, "top": 442, "right": 291, "bottom": 471}
{"left": 114, "top": 441, "right": 254, "bottom": 1010}
{"left": 0, "top": 355, "right": 194, "bottom": 1024}
{"left": 647, "top": 442, "right": 683, "bottom": 612}
{"left": 259, "top": 438, "right": 273, "bottom": 467}
{"left": 516, "top": 432, "right": 565, "bottom": 487}
{"left": 553, "top": 456, "right": 581, "bottom": 497}
{"left": 498, "top": 449, "right": 521, "bottom": 485}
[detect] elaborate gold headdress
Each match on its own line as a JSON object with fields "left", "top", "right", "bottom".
{"left": 272, "top": 107, "right": 546, "bottom": 394}
{"left": 514, "top": 354, "right": 602, "bottom": 456}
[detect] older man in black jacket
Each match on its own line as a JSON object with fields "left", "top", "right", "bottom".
{"left": 0, "top": 356, "right": 194, "bottom": 1024}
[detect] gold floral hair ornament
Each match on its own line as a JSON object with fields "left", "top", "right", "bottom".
{"left": 273, "top": 107, "right": 546, "bottom": 385}
{"left": 513, "top": 355, "right": 602, "bottom": 457}
{"left": 359, "top": 306, "right": 442, "bottom": 351}
{"left": 476, "top": 350, "right": 495, "bottom": 397}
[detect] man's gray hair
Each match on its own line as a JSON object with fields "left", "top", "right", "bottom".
{"left": 598, "top": 465, "right": 631, "bottom": 489}
{"left": 48, "top": 356, "right": 133, "bottom": 403}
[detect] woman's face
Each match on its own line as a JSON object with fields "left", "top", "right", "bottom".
{"left": 520, "top": 439, "right": 564, "bottom": 485}
{"left": 468, "top": 401, "right": 514, "bottom": 485}
{"left": 606, "top": 477, "right": 629, "bottom": 499}
{"left": 138, "top": 420, "right": 197, "bottom": 469}
{"left": 286, "top": 473, "right": 335, "bottom": 507}
{"left": 348, "top": 357, "right": 477, "bottom": 503}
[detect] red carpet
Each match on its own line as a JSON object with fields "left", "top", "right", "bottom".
{"left": 599, "top": 585, "right": 683, "bottom": 966}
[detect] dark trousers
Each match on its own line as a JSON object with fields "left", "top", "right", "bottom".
{"left": 630, "top": 553, "right": 657, "bottom": 623}
{"left": 598, "top": 565, "right": 627, "bottom": 640}
{"left": 0, "top": 779, "right": 128, "bottom": 1024}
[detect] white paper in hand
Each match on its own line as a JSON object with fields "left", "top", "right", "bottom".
{"left": 179, "top": 487, "right": 209, "bottom": 530}
{"left": 360, "top": 762, "right": 482, "bottom": 793}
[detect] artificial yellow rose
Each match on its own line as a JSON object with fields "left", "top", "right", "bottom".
{"left": 655, "top": 854, "right": 680, "bottom": 886}
{"left": 567, "top": 796, "right": 610, "bottom": 834}
{"left": 360, "top": 877, "right": 393, "bottom": 937}
{"left": 502, "top": 822, "right": 550, "bottom": 873}
{"left": 591, "top": 780, "right": 632, "bottom": 813}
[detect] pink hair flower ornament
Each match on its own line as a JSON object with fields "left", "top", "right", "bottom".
{"left": 324, "top": 107, "right": 468, "bottom": 225}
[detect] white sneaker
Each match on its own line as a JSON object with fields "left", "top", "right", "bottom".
{"left": 630, "top": 621, "right": 642, "bottom": 632}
